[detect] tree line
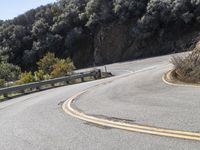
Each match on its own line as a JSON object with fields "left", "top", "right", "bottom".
{"left": 1, "top": 0, "right": 200, "bottom": 82}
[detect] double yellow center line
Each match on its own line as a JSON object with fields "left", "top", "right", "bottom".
{"left": 63, "top": 92, "right": 200, "bottom": 141}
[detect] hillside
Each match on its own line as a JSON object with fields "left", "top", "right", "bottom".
{"left": 1, "top": 0, "right": 200, "bottom": 72}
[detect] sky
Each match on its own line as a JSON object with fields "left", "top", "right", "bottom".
{"left": 0, "top": 0, "right": 56, "bottom": 20}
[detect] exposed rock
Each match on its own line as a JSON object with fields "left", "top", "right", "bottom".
{"left": 92, "top": 22, "right": 200, "bottom": 66}
{"left": 94, "top": 22, "right": 132, "bottom": 65}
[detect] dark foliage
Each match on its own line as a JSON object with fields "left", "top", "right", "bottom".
{"left": 1, "top": 0, "right": 200, "bottom": 71}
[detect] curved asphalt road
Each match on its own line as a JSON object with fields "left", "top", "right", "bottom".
{"left": 1, "top": 53, "right": 200, "bottom": 150}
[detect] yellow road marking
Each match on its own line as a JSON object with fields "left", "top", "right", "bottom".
{"left": 62, "top": 66, "right": 200, "bottom": 141}
{"left": 162, "top": 70, "right": 200, "bottom": 87}
{"left": 63, "top": 91, "right": 200, "bottom": 141}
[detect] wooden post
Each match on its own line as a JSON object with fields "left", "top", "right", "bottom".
{"left": 98, "top": 70, "right": 102, "bottom": 79}
{"left": 104, "top": 66, "right": 107, "bottom": 72}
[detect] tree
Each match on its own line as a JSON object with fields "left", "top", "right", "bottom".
{"left": 113, "top": 0, "right": 148, "bottom": 20}
{"left": 32, "top": 18, "right": 49, "bottom": 37}
{"left": 22, "top": 49, "right": 37, "bottom": 69}
{"left": 0, "top": 20, "right": 3, "bottom": 26}
{"left": 84, "top": 0, "right": 113, "bottom": 27}
{"left": 1, "top": 0, "right": 200, "bottom": 72}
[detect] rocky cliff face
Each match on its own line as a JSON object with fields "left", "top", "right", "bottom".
{"left": 89, "top": 22, "right": 200, "bottom": 66}
{"left": 93, "top": 22, "right": 132, "bottom": 65}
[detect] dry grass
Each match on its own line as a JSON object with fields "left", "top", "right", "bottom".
{"left": 171, "top": 42, "right": 200, "bottom": 82}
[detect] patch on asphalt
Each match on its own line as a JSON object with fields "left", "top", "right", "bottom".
{"left": 83, "top": 114, "right": 136, "bottom": 130}
{"left": 84, "top": 122, "right": 112, "bottom": 130}
{"left": 58, "top": 100, "right": 65, "bottom": 105}
{"left": 91, "top": 114, "right": 136, "bottom": 124}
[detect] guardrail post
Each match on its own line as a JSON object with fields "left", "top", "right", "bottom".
{"left": 98, "top": 70, "right": 102, "bottom": 79}
{"left": 94, "top": 70, "right": 101, "bottom": 80}
{"left": 94, "top": 74, "right": 97, "bottom": 80}
{"left": 20, "top": 90, "right": 25, "bottom": 94}
{"left": 81, "top": 77, "right": 84, "bottom": 82}
{"left": 104, "top": 66, "right": 107, "bottom": 72}
{"left": 30, "top": 88, "right": 33, "bottom": 92}
{"left": 36, "top": 86, "right": 41, "bottom": 91}
{"left": 80, "top": 73, "right": 84, "bottom": 82}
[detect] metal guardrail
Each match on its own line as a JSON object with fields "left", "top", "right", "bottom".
{"left": 0, "top": 69, "right": 101, "bottom": 97}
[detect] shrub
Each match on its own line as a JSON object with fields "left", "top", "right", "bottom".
{"left": 43, "top": 74, "right": 51, "bottom": 80}
{"left": 0, "top": 63, "right": 21, "bottom": 81}
{"left": 17, "top": 72, "right": 35, "bottom": 84}
{"left": 34, "top": 70, "right": 46, "bottom": 81}
{"left": 37, "top": 52, "right": 59, "bottom": 75}
{"left": 37, "top": 52, "right": 75, "bottom": 78}
{"left": 51, "top": 58, "right": 75, "bottom": 78}
{"left": 0, "top": 79, "right": 5, "bottom": 87}
{"left": 171, "top": 42, "right": 200, "bottom": 82}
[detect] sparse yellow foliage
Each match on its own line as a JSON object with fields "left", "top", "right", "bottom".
{"left": 17, "top": 72, "right": 34, "bottom": 84}
{"left": 51, "top": 58, "right": 75, "bottom": 78}
{"left": 34, "top": 70, "right": 46, "bottom": 81}
{"left": 0, "top": 79, "right": 5, "bottom": 87}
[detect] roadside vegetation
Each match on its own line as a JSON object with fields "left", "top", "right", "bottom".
{"left": 0, "top": 52, "right": 75, "bottom": 87}
{"left": 1, "top": 0, "right": 200, "bottom": 70}
{"left": 171, "top": 42, "right": 200, "bottom": 82}
{"left": 1, "top": 0, "right": 200, "bottom": 85}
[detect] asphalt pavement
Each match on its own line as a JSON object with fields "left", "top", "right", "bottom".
{"left": 1, "top": 53, "right": 200, "bottom": 150}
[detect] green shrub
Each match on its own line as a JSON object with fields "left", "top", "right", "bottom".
{"left": 34, "top": 70, "right": 46, "bottom": 81}
{"left": 0, "top": 63, "right": 21, "bottom": 81}
{"left": 43, "top": 74, "right": 51, "bottom": 80}
{"left": 37, "top": 52, "right": 75, "bottom": 78}
{"left": 37, "top": 52, "right": 59, "bottom": 75}
{"left": 17, "top": 72, "right": 35, "bottom": 84}
{"left": 0, "top": 79, "right": 5, "bottom": 87}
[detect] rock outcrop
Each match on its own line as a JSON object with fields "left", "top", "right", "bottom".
{"left": 91, "top": 22, "right": 200, "bottom": 66}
